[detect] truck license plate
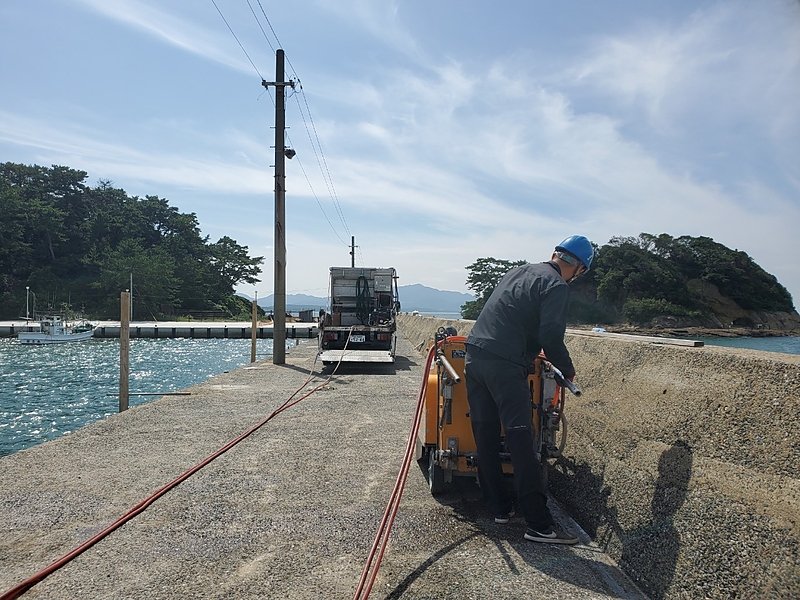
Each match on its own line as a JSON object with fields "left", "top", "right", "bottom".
{"left": 350, "top": 334, "right": 366, "bottom": 343}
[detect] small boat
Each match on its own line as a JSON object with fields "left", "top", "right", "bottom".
{"left": 17, "top": 316, "right": 95, "bottom": 345}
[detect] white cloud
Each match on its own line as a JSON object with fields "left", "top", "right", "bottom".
{"left": 571, "top": 0, "right": 800, "bottom": 143}
{"left": 315, "top": 0, "right": 422, "bottom": 63}
{"left": 0, "top": 110, "right": 271, "bottom": 194}
{"left": 73, "top": 0, "right": 261, "bottom": 75}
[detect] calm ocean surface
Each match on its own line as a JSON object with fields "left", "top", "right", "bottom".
{"left": 0, "top": 337, "right": 292, "bottom": 457}
{"left": 698, "top": 335, "right": 800, "bottom": 354}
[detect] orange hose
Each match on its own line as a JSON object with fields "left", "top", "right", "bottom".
{"left": 353, "top": 344, "right": 436, "bottom": 599}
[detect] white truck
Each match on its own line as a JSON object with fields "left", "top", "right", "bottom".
{"left": 318, "top": 267, "right": 399, "bottom": 364}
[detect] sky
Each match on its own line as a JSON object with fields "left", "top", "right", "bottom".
{"left": 1, "top": 0, "right": 798, "bottom": 307}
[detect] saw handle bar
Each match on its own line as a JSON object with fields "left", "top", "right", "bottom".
{"left": 436, "top": 352, "right": 461, "bottom": 384}
{"left": 547, "top": 362, "right": 582, "bottom": 397}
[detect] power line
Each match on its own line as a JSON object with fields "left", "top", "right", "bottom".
{"left": 291, "top": 92, "right": 351, "bottom": 237}
{"left": 246, "top": 1, "right": 351, "bottom": 238}
{"left": 209, "top": 0, "right": 263, "bottom": 79}
{"left": 245, "top": 0, "right": 276, "bottom": 54}
{"left": 293, "top": 153, "right": 349, "bottom": 246}
{"left": 231, "top": 0, "right": 355, "bottom": 250}
{"left": 297, "top": 91, "right": 352, "bottom": 235}
{"left": 255, "top": 0, "right": 299, "bottom": 78}
{"left": 253, "top": 81, "right": 344, "bottom": 246}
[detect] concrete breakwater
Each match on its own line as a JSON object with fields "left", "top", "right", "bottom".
{"left": 397, "top": 314, "right": 800, "bottom": 600}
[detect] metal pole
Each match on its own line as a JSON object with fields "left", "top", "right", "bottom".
{"left": 25, "top": 286, "right": 29, "bottom": 320}
{"left": 251, "top": 299, "right": 257, "bottom": 363}
{"left": 351, "top": 236, "right": 355, "bottom": 268}
{"left": 119, "top": 291, "right": 130, "bottom": 412}
{"left": 273, "top": 49, "right": 287, "bottom": 365}
{"left": 130, "top": 273, "right": 133, "bottom": 321}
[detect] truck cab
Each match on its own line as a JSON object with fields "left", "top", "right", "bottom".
{"left": 318, "top": 267, "right": 399, "bottom": 364}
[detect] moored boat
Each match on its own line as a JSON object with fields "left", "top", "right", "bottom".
{"left": 17, "top": 316, "right": 94, "bottom": 345}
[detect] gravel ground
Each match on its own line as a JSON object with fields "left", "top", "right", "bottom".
{"left": 0, "top": 337, "right": 643, "bottom": 599}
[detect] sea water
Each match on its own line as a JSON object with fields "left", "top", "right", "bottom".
{"left": 698, "top": 335, "right": 800, "bottom": 355}
{"left": 0, "top": 337, "right": 291, "bottom": 456}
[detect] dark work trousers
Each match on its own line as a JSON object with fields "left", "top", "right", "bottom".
{"left": 464, "top": 344, "right": 552, "bottom": 531}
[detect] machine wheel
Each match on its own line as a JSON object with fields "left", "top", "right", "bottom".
{"left": 428, "top": 450, "right": 446, "bottom": 495}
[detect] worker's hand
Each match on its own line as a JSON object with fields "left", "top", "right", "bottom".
{"left": 566, "top": 373, "right": 576, "bottom": 382}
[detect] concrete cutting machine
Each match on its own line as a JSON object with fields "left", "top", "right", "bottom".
{"left": 415, "top": 327, "right": 580, "bottom": 494}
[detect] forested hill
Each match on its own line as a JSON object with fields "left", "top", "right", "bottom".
{"left": 0, "top": 162, "right": 263, "bottom": 319}
{"left": 568, "top": 234, "right": 798, "bottom": 329}
{"left": 462, "top": 234, "right": 798, "bottom": 331}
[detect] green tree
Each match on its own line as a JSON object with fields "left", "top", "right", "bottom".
{"left": 461, "top": 257, "right": 526, "bottom": 319}
{"left": 592, "top": 236, "right": 688, "bottom": 307}
{"left": 0, "top": 162, "right": 265, "bottom": 319}
{"left": 92, "top": 240, "right": 179, "bottom": 316}
{"left": 207, "top": 236, "right": 264, "bottom": 295}
{"left": 672, "top": 236, "right": 792, "bottom": 311}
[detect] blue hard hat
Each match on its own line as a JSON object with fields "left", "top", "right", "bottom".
{"left": 555, "top": 235, "right": 594, "bottom": 271}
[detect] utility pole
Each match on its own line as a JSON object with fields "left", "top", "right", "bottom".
{"left": 350, "top": 236, "right": 357, "bottom": 268}
{"left": 262, "top": 49, "right": 294, "bottom": 365}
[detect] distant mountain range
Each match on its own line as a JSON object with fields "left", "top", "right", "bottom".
{"left": 240, "top": 284, "right": 473, "bottom": 313}
{"left": 396, "top": 284, "right": 473, "bottom": 312}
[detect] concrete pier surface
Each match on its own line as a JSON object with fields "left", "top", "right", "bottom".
{"left": 0, "top": 338, "right": 642, "bottom": 599}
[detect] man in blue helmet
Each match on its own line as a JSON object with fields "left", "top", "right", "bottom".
{"left": 465, "top": 235, "right": 594, "bottom": 544}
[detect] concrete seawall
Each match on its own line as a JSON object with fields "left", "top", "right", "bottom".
{"left": 397, "top": 314, "right": 800, "bottom": 599}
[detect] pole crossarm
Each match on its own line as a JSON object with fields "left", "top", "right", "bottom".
{"left": 262, "top": 79, "right": 296, "bottom": 89}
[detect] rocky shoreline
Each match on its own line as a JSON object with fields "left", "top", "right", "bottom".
{"left": 588, "top": 324, "right": 800, "bottom": 339}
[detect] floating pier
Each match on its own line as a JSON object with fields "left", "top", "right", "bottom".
{"left": 0, "top": 320, "right": 318, "bottom": 340}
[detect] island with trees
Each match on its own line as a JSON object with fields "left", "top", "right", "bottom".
{"left": 0, "top": 162, "right": 263, "bottom": 320}
{"left": 461, "top": 234, "right": 799, "bottom": 335}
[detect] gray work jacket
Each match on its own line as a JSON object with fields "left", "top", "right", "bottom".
{"left": 466, "top": 261, "right": 575, "bottom": 378}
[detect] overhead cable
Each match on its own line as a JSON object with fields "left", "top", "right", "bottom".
{"left": 242, "top": 0, "right": 355, "bottom": 248}
{"left": 255, "top": 0, "right": 300, "bottom": 78}
{"left": 245, "top": 0, "right": 276, "bottom": 53}
{"left": 292, "top": 92, "right": 352, "bottom": 236}
{"left": 209, "top": 0, "right": 263, "bottom": 79}
{"left": 293, "top": 153, "right": 349, "bottom": 246}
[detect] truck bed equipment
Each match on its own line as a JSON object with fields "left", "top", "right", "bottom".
{"left": 318, "top": 267, "right": 400, "bottom": 364}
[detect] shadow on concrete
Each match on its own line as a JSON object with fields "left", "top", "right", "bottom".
{"left": 272, "top": 362, "right": 325, "bottom": 377}
{"left": 384, "top": 532, "right": 481, "bottom": 599}
{"left": 551, "top": 440, "right": 693, "bottom": 600}
{"left": 620, "top": 441, "right": 692, "bottom": 599}
{"left": 411, "top": 461, "right": 644, "bottom": 598}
